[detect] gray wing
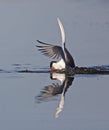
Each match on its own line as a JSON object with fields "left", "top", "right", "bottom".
{"left": 36, "top": 40, "right": 63, "bottom": 59}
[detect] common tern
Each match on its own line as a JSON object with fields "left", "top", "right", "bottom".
{"left": 36, "top": 17, "right": 75, "bottom": 72}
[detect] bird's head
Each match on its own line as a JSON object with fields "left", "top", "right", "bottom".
{"left": 50, "top": 61, "right": 57, "bottom": 72}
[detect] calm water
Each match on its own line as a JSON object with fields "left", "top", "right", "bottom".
{"left": 0, "top": 0, "right": 109, "bottom": 130}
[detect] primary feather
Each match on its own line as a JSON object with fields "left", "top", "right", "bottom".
{"left": 36, "top": 40, "right": 64, "bottom": 59}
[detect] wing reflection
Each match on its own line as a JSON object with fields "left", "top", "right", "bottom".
{"left": 35, "top": 73, "right": 74, "bottom": 118}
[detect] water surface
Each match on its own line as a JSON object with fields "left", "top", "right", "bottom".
{"left": 0, "top": 0, "right": 109, "bottom": 130}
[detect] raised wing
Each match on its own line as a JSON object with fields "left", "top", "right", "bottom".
{"left": 57, "top": 17, "right": 65, "bottom": 47}
{"left": 36, "top": 40, "right": 63, "bottom": 59}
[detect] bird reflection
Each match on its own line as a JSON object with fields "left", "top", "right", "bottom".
{"left": 35, "top": 73, "right": 74, "bottom": 118}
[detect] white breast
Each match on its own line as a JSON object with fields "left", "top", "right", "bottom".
{"left": 53, "top": 59, "right": 65, "bottom": 70}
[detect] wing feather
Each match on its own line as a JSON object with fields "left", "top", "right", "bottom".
{"left": 36, "top": 40, "right": 63, "bottom": 59}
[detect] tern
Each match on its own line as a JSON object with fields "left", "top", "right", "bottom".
{"left": 36, "top": 17, "right": 75, "bottom": 72}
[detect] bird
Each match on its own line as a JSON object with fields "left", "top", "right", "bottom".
{"left": 36, "top": 17, "right": 75, "bottom": 72}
